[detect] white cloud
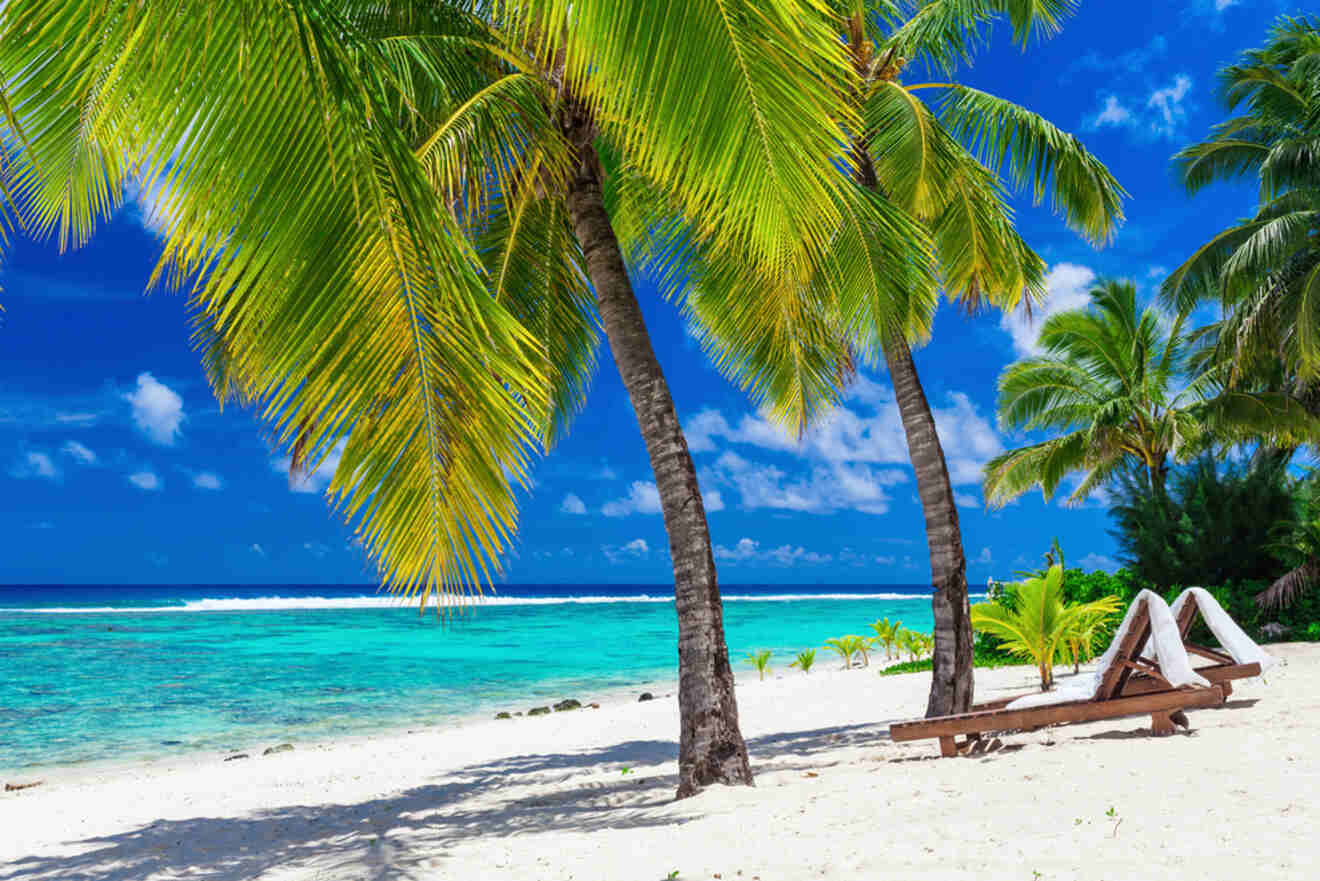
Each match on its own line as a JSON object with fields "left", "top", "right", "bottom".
{"left": 602, "top": 538, "right": 650, "bottom": 563}
{"left": 954, "top": 491, "right": 980, "bottom": 509}
{"left": 685, "top": 376, "right": 1001, "bottom": 500}
{"left": 124, "top": 373, "right": 184, "bottom": 445}
{"left": 1089, "top": 95, "right": 1132, "bottom": 128}
{"left": 974, "top": 547, "right": 993, "bottom": 565}
{"left": 714, "top": 537, "right": 833, "bottom": 566}
{"left": 193, "top": 471, "right": 223, "bottom": 490}
{"left": 61, "top": 441, "right": 97, "bottom": 465}
{"left": 128, "top": 471, "right": 161, "bottom": 491}
{"left": 273, "top": 439, "right": 345, "bottom": 494}
{"left": 1146, "top": 74, "right": 1193, "bottom": 138}
{"left": 124, "top": 176, "right": 176, "bottom": 238}
{"left": 250, "top": 543, "right": 266, "bottom": 556}
{"left": 17, "top": 452, "right": 59, "bottom": 480}
{"left": 55, "top": 412, "right": 99, "bottom": 425}
{"left": 1000, "top": 263, "right": 1097, "bottom": 357}
{"left": 559, "top": 493, "right": 587, "bottom": 515}
{"left": 303, "top": 541, "right": 329, "bottom": 558}
{"left": 601, "top": 481, "right": 663, "bottom": 517}
{"left": 1077, "top": 552, "right": 1120, "bottom": 572}
{"left": 703, "top": 488, "right": 725, "bottom": 512}
{"left": 1214, "top": 0, "right": 1238, "bottom": 11}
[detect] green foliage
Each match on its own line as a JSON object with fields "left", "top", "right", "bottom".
{"left": 789, "top": 648, "right": 817, "bottom": 675}
{"left": 971, "top": 565, "right": 1122, "bottom": 690}
{"left": 824, "top": 635, "right": 869, "bottom": 669}
{"left": 984, "top": 281, "right": 1315, "bottom": 508}
{"left": 744, "top": 649, "right": 773, "bottom": 681}
{"left": 893, "top": 628, "right": 934, "bottom": 662}
{"left": 869, "top": 617, "right": 903, "bottom": 659}
{"left": 1307, "top": 622, "right": 1320, "bottom": 641}
{"left": 1111, "top": 457, "right": 1294, "bottom": 588}
{"left": 878, "top": 647, "right": 1022, "bottom": 677}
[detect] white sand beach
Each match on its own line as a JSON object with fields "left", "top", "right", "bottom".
{"left": 2, "top": 643, "right": 1316, "bottom": 881}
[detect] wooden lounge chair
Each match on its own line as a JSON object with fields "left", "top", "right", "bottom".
{"left": 889, "top": 591, "right": 1239, "bottom": 758}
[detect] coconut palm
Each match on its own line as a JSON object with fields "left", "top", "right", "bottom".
{"left": 744, "top": 650, "right": 773, "bottom": 681}
{"left": 869, "top": 617, "right": 904, "bottom": 659}
{"left": 1258, "top": 477, "right": 1320, "bottom": 610}
{"left": 777, "top": 1, "right": 1127, "bottom": 718}
{"left": 1162, "top": 15, "right": 1320, "bottom": 368}
{"left": 790, "top": 648, "right": 818, "bottom": 674}
{"left": 971, "top": 565, "right": 1121, "bottom": 690}
{"left": 824, "top": 635, "right": 869, "bottom": 669}
{"left": 983, "top": 280, "right": 1315, "bottom": 507}
{"left": 0, "top": 0, "right": 929, "bottom": 798}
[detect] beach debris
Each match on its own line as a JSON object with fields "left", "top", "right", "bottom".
{"left": 553, "top": 699, "right": 582, "bottom": 712}
{"left": 494, "top": 712, "right": 512, "bottom": 720}
{"left": 4, "top": 780, "right": 43, "bottom": 792}
{"left": 263, "top": 744, "right": 294, "bottom": 756}
{"left": 589, "top": 702, "right": 600, "bottom": 709}
{"left": 224, "top": 753, "right": 250, "bottom": 762}
{"left": 638, "top": 692, "right": 654, "bottom": 702}
{"left": 528, "top": 706, "right": 551, "bottom": 716}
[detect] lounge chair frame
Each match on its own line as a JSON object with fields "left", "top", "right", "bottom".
{"left": 889, "top": 596, "right": 1255, "bottom": 757}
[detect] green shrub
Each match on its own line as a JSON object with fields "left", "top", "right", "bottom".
{"left": 744, "top": 649, "right": 772, "bottom": 680}
{"left": 789, "top": 648, "right": 816, "bottom": 674}
{"left": 1308, "top": 622, "right": 1320, "bottom": 641}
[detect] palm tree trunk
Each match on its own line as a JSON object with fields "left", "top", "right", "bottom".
{"left": 563, "top": 114, "right": 753, "bottom": 799}
{"left": 884, "top": 340, "right": 975, "bottom": 718}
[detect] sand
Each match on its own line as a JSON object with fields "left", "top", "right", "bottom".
{"left": 2, "top": 643, "right": 1316, "bottom": 881}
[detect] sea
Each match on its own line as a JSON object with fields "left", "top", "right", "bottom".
{"left": 0, "top": 583, "right": 945, "bottom": 775}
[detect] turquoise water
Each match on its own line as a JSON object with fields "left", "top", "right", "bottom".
{"left": 0, "top": 585, "right": 937, "bottom": 773}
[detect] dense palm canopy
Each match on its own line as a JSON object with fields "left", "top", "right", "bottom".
{"left": 984, "top": 280, "right": 1316, "bottom": 506}
{"left": 971, "top": 564, "right": 1121, "bottom": 690}
{"left": 1161, "top": 16, "right": 1320, "bottom": 380}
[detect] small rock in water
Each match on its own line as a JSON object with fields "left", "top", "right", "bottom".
{"left": 495, "top": 712, "right": 512, "bottom": 720}
{"left": 527, "top": 706, "right": 551, "bottom": 716}
{"left": 4, "top": 780, "right": 43, "bottom": 792}
{"left": 263, "top": 744, "right": 294, "bottom": 756}
{"left": 224, "top": 754, "right": 250, "bottom": 762}
{"left": 160, "top": 740, "right": 183, "bottom": 746}
{"left": 553, "top": 699, "right": 582, "bottom": 712}
{"left": 638, "top": 692, "right": 654, "bottom": 702}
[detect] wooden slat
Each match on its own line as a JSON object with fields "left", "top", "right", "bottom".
{"left": 889, "top": 685, "right": 1225, "bottom": 742}
{"left": 1185, "top": 643, "right": 1235, "bottom": 665}
{"left": 1096, "top": 597, "right": 1152, "bottom": 701}
{"left": 1120, "top": 662, "right": 1260, "bottom": 697}
{"left": 1176, "top": 594, "right": 1198, "bottom": 639}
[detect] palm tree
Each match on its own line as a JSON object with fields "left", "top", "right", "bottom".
{"left": 869, "top": 617, "right": 903, "bottom": 659}
{"left": 971, "top": 565, "right": 1121, "bottom": 690}
{"left": 744, "top": 650, "right": 773, "bottom": 681}
{"left": 1161, "top": 15, "right": 1320, "bottom": 469}
{"left": 802, "top": 1, "right": 1127, "bottom": 717}
{"left": 1162, "top": 15, "right": 1320, "bottom": 355}
{"left": 1258, "top": 476, "right": 1320, "bottom": 611}
{"left": 984, "top": 280, "right": 1315, "bottom": 507}
{"left": 824, "top": 635, "right": 868, "bottom": 669}
{"left": 790, "top": 648, "right": 817, "bottom": 674}
{"left": 0, "top": 0, "right": 922, "bottom": 798}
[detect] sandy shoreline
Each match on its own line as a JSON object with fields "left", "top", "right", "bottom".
{"left": 2, "top": 644, "right": 1316, "bottom": 880}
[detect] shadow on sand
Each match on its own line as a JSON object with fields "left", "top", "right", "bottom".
{"left": 1, "top": 722, "right": 895, "bottom": 881}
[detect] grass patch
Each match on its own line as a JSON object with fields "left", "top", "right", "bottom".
{"left": 878, "top": 655, "right": 1025, "bottom": 676}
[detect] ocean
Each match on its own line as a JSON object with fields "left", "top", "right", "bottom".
{"left": 0, "top": 583, "right": 944, "bottom": 774}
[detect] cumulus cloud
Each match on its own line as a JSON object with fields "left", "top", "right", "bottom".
{"left": 273, "top": 439, "right": 345, "bottom": 494}
{"left": 1084, "top": 75, "right": 1193, "bottom": 141}
{"left": 685, "top": 374, "right": 1001, "bottom": 499}
{"left": 15, "top": 452, "right": 59, "bottom": 480}
{"left": 954, "top": 491, "right": 980, "bottom": 509}
{"left": 193, "top": 471, "right": 223, "bottom": 490}
{"left": 1000, "top": 263, "right": 1097, "bottom": 357}
{"left": 124, "top": 373, "right": 184, "bottom": 445}
{"left": 128, "top": 471, "right": 161, "bottom": 491}
{"left": 559, "top": 493, "right": 587, "bottom": 515}
{"left": 61, "top": 441, "right": 97, "bottom": 465}
{"left": 713, "top": 537, "right": 833, "bottom": 566}
{"left": 602, "top": 481, "right": 664, "bottom": 517}
{"left": 602, "top": 538, "right": 649, "bottom": 563}
{"left": 1077, "top": 552, "right": 1120, "bottom": 572}
{"left": 250, "top": 543, "right": 266, "bottom": 556}
{"left": 1089, "top": 95, "right": 1132, "bottom": 128}
{"left": 1147, "top": 74, "right": 1193, "bottom": 138}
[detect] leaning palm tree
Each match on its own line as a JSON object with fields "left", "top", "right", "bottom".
{"left": 983, "top": 280, "right": 1315, "bottom": 506}
{"left": 1258, "top": 476, "right": 1320, "bottom": 611}
{"left": 0, "top": 0, "right": 926, "bottom": 797}
{"left": 778, "top": 0, "right": 1127, "bottom": 717}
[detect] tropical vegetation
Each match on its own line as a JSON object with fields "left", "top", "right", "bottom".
{"left": 970, "top": 565, "right": 1122, "bottom": 690}
{"left": 745, "top": 650, "right": 773, "bottom": 682}
{"left": 790, "top": 649, "right": 818, "bottom": 675}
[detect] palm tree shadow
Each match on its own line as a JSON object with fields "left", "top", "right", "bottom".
{"left": 1, "top": 722, "right": 898, "bottom": 881}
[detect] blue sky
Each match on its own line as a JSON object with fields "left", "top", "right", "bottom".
{"left": 0, "top": 1, "right": 1302, "bottom": 585}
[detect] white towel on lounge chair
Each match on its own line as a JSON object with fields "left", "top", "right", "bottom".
{"left": 1143, "top": 587, "right": 1278, "bottom": 673}
{"left": 1005, "top": 590, "right": 1209, "bottom": 710}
